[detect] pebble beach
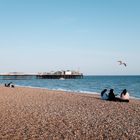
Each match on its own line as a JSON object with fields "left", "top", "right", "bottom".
{"left": 0, "top": 86, "right": 140, "bottom": 140}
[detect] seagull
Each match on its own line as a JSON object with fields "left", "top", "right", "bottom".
{"left": 122, "top": 63, "right": 127, "bottom": 67}
{"left": 117, "top": 61, "right": 123, "bottom": 65}
{"left": 117, "top": 61, "right": 127, "bottom": 67}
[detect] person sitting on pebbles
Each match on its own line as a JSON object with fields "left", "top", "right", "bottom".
{"left": 5, "top": 82, "right": 12, "bottom": 87}
{"left": 5, "top": 82, "right": 15, "bottom": 88}
{"left": 108, "top": 89, "right": 116, "bottom": 101}
{"left": 101, "top": 89, "right": 109, "bottom": 100}
{"left": 120, "top": 89, "right": 129, "bottom": 102}
{"left": 10, "top": 84, "right": 15, "bottom": 88}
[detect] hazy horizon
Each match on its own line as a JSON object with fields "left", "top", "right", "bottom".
{"left": 0, "top": 0, "right": 140, "bottom": 75}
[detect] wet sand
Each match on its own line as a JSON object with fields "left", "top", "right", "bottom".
{"left": 0, "top": 86, "right": 140, "bottom": 140}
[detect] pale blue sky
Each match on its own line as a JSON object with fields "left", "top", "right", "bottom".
{"left": 0, "top": 0, "right": 140, "bottom": 75}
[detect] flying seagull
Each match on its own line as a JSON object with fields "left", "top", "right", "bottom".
{"left": 117, "top": 61, "right": 127, "bottom": 67}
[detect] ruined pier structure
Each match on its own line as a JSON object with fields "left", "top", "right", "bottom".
{"left": 0, "top": 70, "right": 83, "bottom": 80}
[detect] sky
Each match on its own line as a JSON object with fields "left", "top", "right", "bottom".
{"left": 0, "top": 0, "right": 140, "bottom": 75}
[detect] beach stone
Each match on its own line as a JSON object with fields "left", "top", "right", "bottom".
{"left": 0, "top": 86, "right": 140, "bottom": 139}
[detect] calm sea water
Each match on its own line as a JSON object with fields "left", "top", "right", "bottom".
{"left": 0, "top": 76, "right": 140, "bottom": 99}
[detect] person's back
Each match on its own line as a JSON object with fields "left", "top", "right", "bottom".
{"left": 120, "top": 89, "right": 129, "bottom": 100}
{"left": 108, "top": 89, "right": 115, "bottom": 101}
{"left": 101, "top": 89, "right": 108, "bottom": 100}
{"left": 7, "top": 82, "right": 12, "bottom": 87}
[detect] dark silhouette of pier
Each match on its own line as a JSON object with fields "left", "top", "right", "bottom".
{"left": 36, "top": 74, "right": 83, "bottom": 79}
{"left": 0, "top": 70, "right": 83, "bottom": 80}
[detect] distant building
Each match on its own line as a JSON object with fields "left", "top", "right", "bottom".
{"left": 65, "top": 70, "right": 72, "bottom": 75}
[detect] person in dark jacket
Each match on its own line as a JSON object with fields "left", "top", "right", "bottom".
{"left": 5, "top": 82, "right": 12, "bottom": 87}
{"left": 108, "top": 89, "right": 116, "bottom": 101}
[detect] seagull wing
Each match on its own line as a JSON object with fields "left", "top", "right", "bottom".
{"left": 123, "top": 63, "right": 127, "bottom": 67}
{"left": 117, "top": 61, "right": 122, "bottom": 65}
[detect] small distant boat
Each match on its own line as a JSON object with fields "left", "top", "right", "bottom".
{"left": 59, "top": 77, "right": 65, "bottom": 80}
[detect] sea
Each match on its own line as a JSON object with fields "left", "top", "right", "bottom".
{"left": 0, "top": 76, "right": 140, "bottom": 99}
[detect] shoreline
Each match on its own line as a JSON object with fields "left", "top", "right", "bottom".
{"left": 0, "top": 86, "right": 140, "bottom": 139}
{"left": 3, "top": 84, "right": 140, "bottom": 100}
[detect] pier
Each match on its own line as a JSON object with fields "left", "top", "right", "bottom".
{"left": 36, "top": 70, "right": 83, "bottom": 79}
{"left": 36, "top": 74, "right": 83, "bottom": 79}
{"left": 0, "top": 70, "right": 83, "bottom": 80}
